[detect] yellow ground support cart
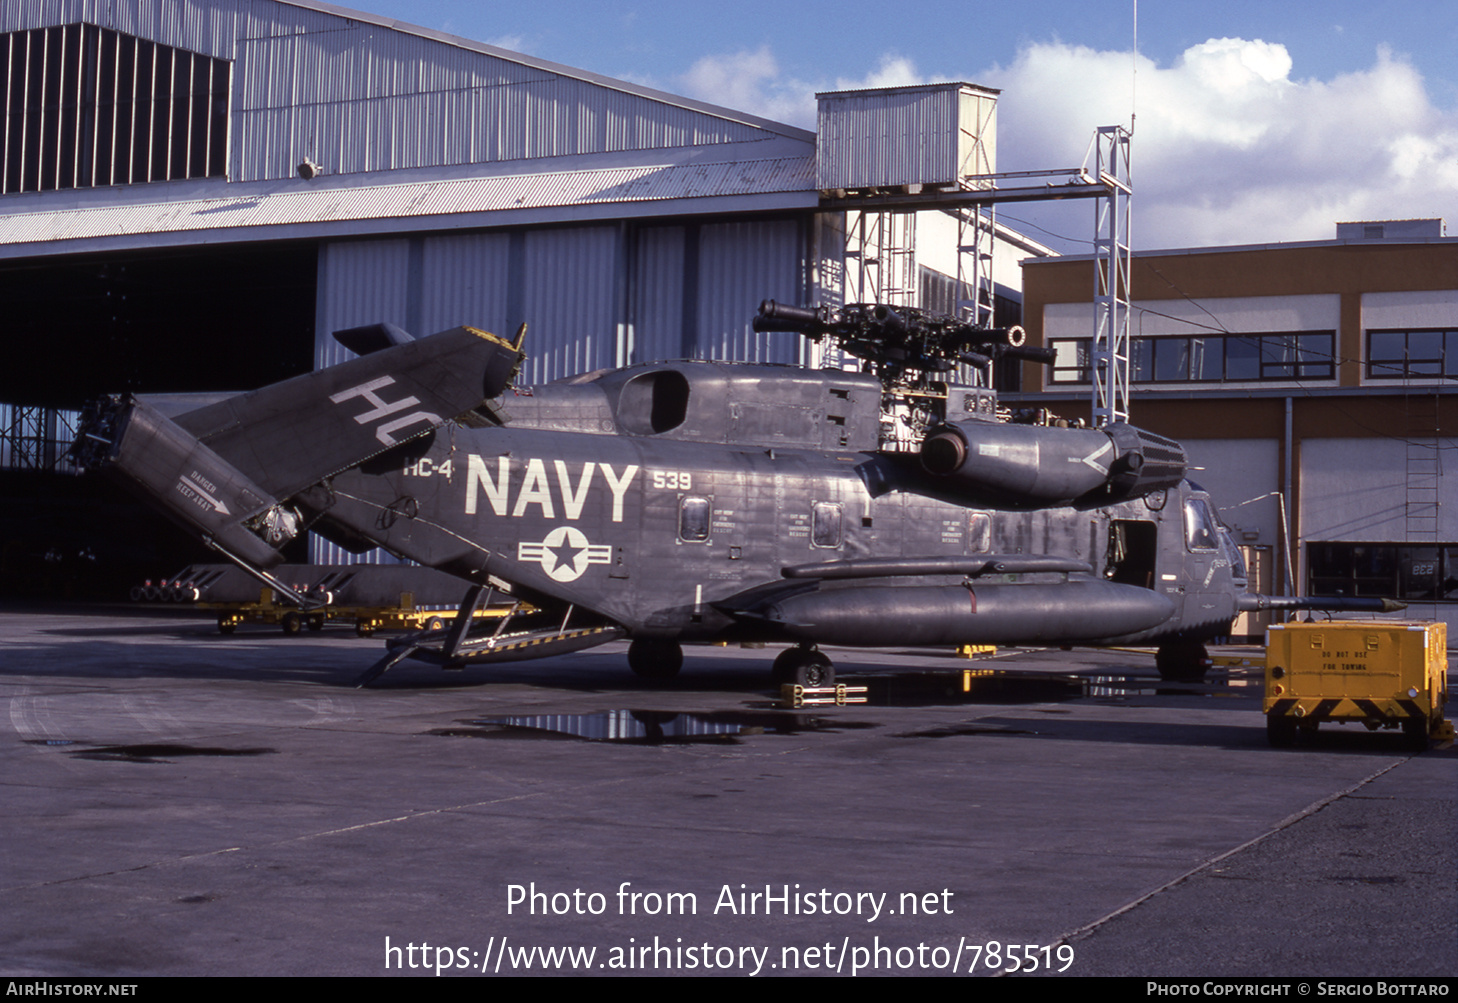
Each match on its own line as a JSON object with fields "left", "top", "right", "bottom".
{"left": 1264, "top": 620, "right": 1452, "bottom": 749}
{"left": 204, "top": 587, "right": 506, "bottom": 636}
{"left": 160, "top": 563, "right": 516, "bottom": 637}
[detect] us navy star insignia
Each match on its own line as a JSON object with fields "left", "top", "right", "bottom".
{"left": 518, "top": 526, "right": 613, "bottom": 582}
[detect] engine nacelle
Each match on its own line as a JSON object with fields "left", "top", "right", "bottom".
{"left": 920, "top": 420, "right": 1186, "bottom": 507}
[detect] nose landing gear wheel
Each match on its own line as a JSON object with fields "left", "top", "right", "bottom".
{"left": 772, "top": 645, "right": 835, "bottom": 688}
{"left": 627, "top": 639, "right": 683, "bottom": 680}
{"left": 1156, "top": 639, "right": 1211, "bottom": 683}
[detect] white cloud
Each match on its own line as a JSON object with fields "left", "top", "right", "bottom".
{"left": 676, "top": 50, "right": 932, "bottom": 127}
{"left": 985, "top": 38, "right": 1458, "bottom": 247}
{"left": 677, "top": 47, "right": 820, "bottom": 126}
{"left": 672, "top": 37, "right": 1458, "bottom": 249}
{"left": 485, "top": 34, "right": 528, "bottom": 53}
{"left": 833, "top": 54, "right": 925, "bottom": 94}
{"left": 1180, "top": 37, "right": 1292, "bottom": 91}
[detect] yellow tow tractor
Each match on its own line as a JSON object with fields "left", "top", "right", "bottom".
{"left": 1264, "top": 620, "right": 1452, "bottom": 750}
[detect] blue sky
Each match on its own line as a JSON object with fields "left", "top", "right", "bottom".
{"left": 355, "top": 1, "right": 1458, "bottom": 251}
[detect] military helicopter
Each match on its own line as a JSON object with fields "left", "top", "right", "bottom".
{"left": 76, "top": 301, "right": 1394, "bottom": 686}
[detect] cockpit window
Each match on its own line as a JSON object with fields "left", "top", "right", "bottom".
{"left": 1221, "top": 530, "right": 1247, "bottom": 580}
{"left": 1184, "top": 498, "right": 1219, "bottom": 552}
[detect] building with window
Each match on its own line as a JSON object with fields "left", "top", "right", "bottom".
{"left": 1019, "top": 221, "right": 1458, "bottom": 636}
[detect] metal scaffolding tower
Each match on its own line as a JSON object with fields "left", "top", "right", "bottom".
{"left": 1088, "top": 125, "right": 1133, "bottom": 427}
{"left": 844, "top": 211, "right": 918, "bottom": 307}
{"left": 1, "top": 403, "right": 79, "bottom": 473}
{"left": 954, "top": 205, "right": 996, "bottom": 330}
{"left": 825, "top": 124, "right": 1134, "bottom": 410}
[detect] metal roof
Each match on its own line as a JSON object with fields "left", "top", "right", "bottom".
{"left": 0, "top": 0, "right": 822, "bottom": 256}
{"left": 1024, "top": 234, "right": 1458, "bottom": 264}
{"left": 0, "top": 154, "right": 818, "bottom": 257}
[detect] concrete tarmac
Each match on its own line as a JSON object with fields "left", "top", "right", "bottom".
{"left": 1, "top": 606, "right": 1453, "bottom": 978}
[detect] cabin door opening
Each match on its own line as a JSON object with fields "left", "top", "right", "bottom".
{"left": 1107, "top": 519, "right": 1158, "bottom": 590}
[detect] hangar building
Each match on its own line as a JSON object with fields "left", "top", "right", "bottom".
{"left": 0, "top": 0, "right": 1054, "bottom": 586}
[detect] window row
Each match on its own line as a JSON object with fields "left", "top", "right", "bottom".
{"left": 1367, "top": 329, "right": 1458, "bottom": 380}
{"left": 1, "top": 23, "right": 230, "bottom": 194}
{"left": 1308, "top": 542, "right": 1458, "bottom": 603}
{"left": 1050, "top": 328, "right": 1458, "bottom": 385}
{"left": 678, "top": 497, "right": 848, "bottom": 548}
{"left": 1050, "top": 332, "right": 1335, "bottom": 384}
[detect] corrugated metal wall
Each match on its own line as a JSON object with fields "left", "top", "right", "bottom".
{"left": 3, "top": 0, "right": 783, "bottom": 185}
{"left": 318, "top": 218, "right": 809, "bottom": 380}
{"left": 0, "top": 0, "right": 240, "bottom": 58}
{"left": 232, "top": 29, "right": 773, "bottom": 182}
{"left": 314, "top": 237, "right": 410, "bottom": 369}
{"left": 311, "top": 237, "right": 410, "bottom": 565}
{"left": 696, "top": 219, "right": 805, "bottom": 364}
{"left": 518, "top": 226, "right": 620, "bottom": 384}
{"left": 311, "top": 216, "right": 810, "bottom": 564}
{"left": 817, "top": 83, "right": 997, "bottom": 190}
{"left": 418, "top": 233, "right": 513, "bottom": 336}
{"left": 629, "top": 225, "right": 687, "bottom": 364}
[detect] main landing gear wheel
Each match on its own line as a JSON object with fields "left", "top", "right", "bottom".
{"left": 772, "top": 645, "right": 835, "bottom": 688}
{"left": 1156, "top": 639, "right": 1211, "bottom": 683}
{"left": 627, "top": 639, "right": 683, "bottom": 680}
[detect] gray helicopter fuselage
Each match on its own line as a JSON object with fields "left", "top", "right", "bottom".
{"left": 321, "top": 359, "right": 1243, "bottom": 648}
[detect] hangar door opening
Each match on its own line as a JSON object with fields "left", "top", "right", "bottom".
{"left": 0, "top": 244, "right": 317, "bottom": 598}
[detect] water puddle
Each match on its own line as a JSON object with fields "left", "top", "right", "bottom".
{"left": 431, "top": 709, "right": 875, "bottom": 745}
{"left": 1079, "top": 666, "right": 1251, "bottom": 698}
{"left": 802, "top": 667, "right": 1256, "bottom": 705}
{"left": 56, "top": 742, "right": 275, "bottom": 763}
{"left": 1081, "top": 674, "right": 1163, "bottom": 698}
{"left": 858, "top": 670, "right": 1083, "bottom": 705}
